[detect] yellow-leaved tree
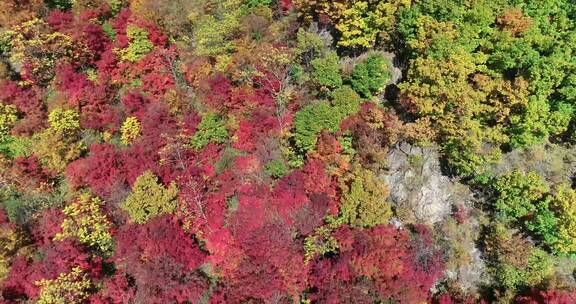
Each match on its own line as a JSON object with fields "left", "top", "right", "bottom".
{"left": 115, "top": 24, "right": 154, "bottom": 62}
{"left": 35, "top": 267, "right": 91, "bottom": 304}
{"left": 0, "top": 103, "right": 18, "bottom": 141}
{"left": 0, "top": 221, "right": 25, "bottom": 281}
{"left": 338, "top": 164, "right": 392, "bottom": 227}
{"left": 120, "top": 116, "right": 141, "bottom": 145}
{"left": 55, "top": 194, "right": 114, "bottom": 256}
{"left": 34, "top": 108, "right": 84, "bottom": 172}
{"left": 121, "top": 170, "right": 179, "bottom": 224}
{"left": 294, "top": 0, "right": 411, "bottom": 48}
{"left": 548, "top": 184, "right": 576, "bottom": 254}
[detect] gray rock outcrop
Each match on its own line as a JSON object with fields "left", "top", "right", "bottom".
{"left": 383, "top": 142, "right": 471, "bottom": 225}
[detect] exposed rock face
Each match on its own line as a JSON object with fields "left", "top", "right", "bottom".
{"left": 383, "top": 142, "right": 471, "bottom": 225}
{"left": 382, "top": 51, "right": 402, "bottom": 85}
{"left": 443, "top": 214, "right": 488, "bottom": 294}
{"left": 384, "top": 142, "right": 486, "bottom": 292}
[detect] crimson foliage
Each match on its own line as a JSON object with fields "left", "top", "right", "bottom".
{"left": 309, "top": 225, "right": 444, "bottom": 303}
{"left": 109, "top": 215, "right": 208, "bottom": 303}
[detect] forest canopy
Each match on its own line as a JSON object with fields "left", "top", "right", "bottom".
{"left": 1, "top": 0, "right": 576, "bottom": 303}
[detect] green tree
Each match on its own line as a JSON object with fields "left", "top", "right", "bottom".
{"left": 394, "top": 1, "right": 576, "bottom": 176}
{"left": 116, "top": 24, "right": 154, "bottom": 62}
{"left": 493, "top": 170, "right": 548, "bottom": 223}
{"left": 348, "top": 53, "right": 390, "bottom": 98}
{"left": 102, "top": 22, "right": 116, "bottom": 40}
{"left": 295, "top": 27, "right": 325, "bottom": 66}
{"left": 295, "top": 0, "right": 410, "bottom": 48}
{"left": 240, "top": 0, "right": 272, "bottom": 13}
{"left": 264, "top": 159, "right": 288, "bottom": 179}
{"left": 190, "top": 113, "right": 228, "bottom": 150}
{"left": 330, "top": 85, "right": 363, "bottom": 118}
{"left": 304, "top": 224, "right": 339, "bottom": 262}
{"left": 107, "top": 0, "right": 124, "bottom": 14}
{"left": 293, "top": 87, "right": 363, "bottom": 155}
{"left": 129, "top": 0, "right": 195, "bottom": 40}
{"left": 0, "top": 136, "right": 32, "bottom": 159}
{"left": 310, "top": 51, "right": 342, "bottom": 90}
{"left": 293, "top": 101, "right": 340, "bottom": 154}
{"left": 192, "top": 14, "right": 238, "bottom": 57}
{"left": 44, "top": 0, "right": 73, "bottom": 10}
{"left": 488, "top": 173, "right": 576, "bottom": 256}
{"left": 6, "top": 19, "right": 89, "bottom": 85}
{"left": 398, "top": 49, "right": 524, "bottom": 175}
{"left": 121, "top": 170, "right": 179, "bottom": 224}
{"left": 44, "top": 108, "right": 84, "bottom": 172}
{"left": 507, "top": 98, "right": 572, "bottom": 148}
{"left": 190, "top": 0, "right": 242, "bottom": 58}
{"left": 525, "top": 204, "right": 560, "bottom": 253}
{"left": 0, "top": 221, "right": 25, "bottom": 280}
